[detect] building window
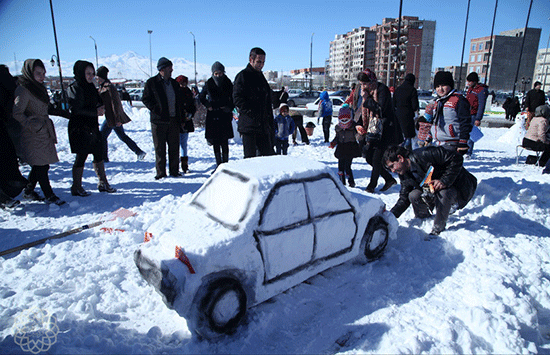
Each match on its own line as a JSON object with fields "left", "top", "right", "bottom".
{"left": 477, "top": 54, "right": 482, "bottom": 62}
{"left": 472, "top": 44, "right": 476, "bottom": 51}
{"left": 478, "top": 43, "right": 483, "bottom": 51}
{"left": 476, "top": 66, "right": 481, "bottom": 73}
{"left": 471, "top": 55, "right": 476, "bottom": 63}
{"left": 485, "top": 41, "right": 491, "bottom": 50}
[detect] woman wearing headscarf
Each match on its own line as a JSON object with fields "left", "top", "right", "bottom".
{"left": 356, "top": 69, "right": 403, "bottom": 193}
{"left": 67, "top": 60, "right": 116, "bottom": 196}
{"left": 523, "top": 104, "right": 550, "bottom": 167}
{"left": 12, "top": 59, "right": 65, "bottom": 205}
{"left": 200, "top": 61, "right": 234, "bottom": 168}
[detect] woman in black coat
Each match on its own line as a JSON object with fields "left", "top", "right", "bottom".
{"left": 68, "top": 60, "right": 115, "bottom": 196}
{"left": 393, "top": 73, "right": 419, "bottom": 148}
{"left": 357, "top": 69, "right": 403, "bottom": 193}
{"left": 200, "top": 62, "right": 234, "bottom": 167}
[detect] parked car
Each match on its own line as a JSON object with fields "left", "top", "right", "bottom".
{"left": 329, "top": 90, "right": 351, "bottom": 100}
{"left": 305, "top": 96, "right": 346, "bottom": 116}
{"left": 287, "top": 91, "right": 320, "bottom": 107}
{"left": 134, "top": 156, "right": 397, "bottom": 339}
{"left": 417, "top": 90, "right": 434, "bottom": 100}
{"left": 287, "top": 88, "right": 303, "bottom": 96}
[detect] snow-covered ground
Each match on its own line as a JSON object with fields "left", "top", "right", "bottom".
{"left": 1, "top": 103, "right": 550, "bottom": 354}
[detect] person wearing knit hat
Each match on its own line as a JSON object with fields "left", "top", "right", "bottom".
{"left": 199, "top": 62, "right": 235, "bottom": 168}
{"left": 96, "top": 65, "right": 146, "bottom": 164}
{"left": 355, "top": 68, "right": 402, "bottom": 193}
{"left": 142, "top": 55, "right": 183, "bottom": 179}
{"left": 273, "top": 103, "right": 295, "bottom": 155}
{"left": 430, "top": 71, "right": 472, "bottom": 155}
{"left": 329, "top": 104, "right": 361, "bottom": 187}
{"left": 175, "top": 74, "right": 196, "bottom": 173}
{"left": 465, "top": 71, "right": 489, "bottom": 158}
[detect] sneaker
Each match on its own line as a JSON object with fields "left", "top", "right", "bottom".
{"left": 137, "top": 152, "right": 147, "bottom": 161}
{"left": 23, "top": 190, "right": 45, "bottom": 201}
{"left": 45, "top": 195, "right": 66, "bottom": 206}
{"left": 1, "top": 198, "right": 20, "bottom": 209}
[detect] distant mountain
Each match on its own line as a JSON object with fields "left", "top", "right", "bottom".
{"left": 6, "top": 51, "right": 243, "bottom": 83}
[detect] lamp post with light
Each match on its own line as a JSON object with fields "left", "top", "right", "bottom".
{"left": 148, "top": 30, "right": 153, "bottom": 77}
{"left": 89, "top": 36, "right": 98, "bottom": 68}
{"left": 190, "top": 31, "right": 197, "bottom": 86}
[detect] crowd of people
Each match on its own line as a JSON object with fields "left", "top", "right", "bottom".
{"left": 2, "top": 49, "right": 549, "bottom": 237}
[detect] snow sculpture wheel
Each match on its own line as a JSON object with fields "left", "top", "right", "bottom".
{"left": 191, "top": 277, "right": 247, "bottom": 339}
{"left": 361, "top": 216, "right": 389, "bottom": 260}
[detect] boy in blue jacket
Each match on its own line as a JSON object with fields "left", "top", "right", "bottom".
{"left": 274, "top": 103, "right": 295, "bottom": 155}
{"left": 318, "top": 91, "right": 333, "bottom": 142}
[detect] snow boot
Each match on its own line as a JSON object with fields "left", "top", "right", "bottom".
{"left": 93, "top": 161, "right": 117, "bottom": 193}
{"left": 71, "top": 167, "right": 91, "bottom": 197}
{"left": 23, "top": 183, "right": 45, "bottom": 201}
{"left": 347, "top": 172, "right": 355, "bottom": 188}
{"left": 181, "top": 156, "right": 189, "bottom": 173}
{"left": 338, "top": 171, "right": 346, "bottom": 186}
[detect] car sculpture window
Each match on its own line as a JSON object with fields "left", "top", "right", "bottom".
{"left": 191, "top": 171, "right": 257, "bottom": 231}
{"left": 255, "top": 175, "right": 357, "bottom": 284}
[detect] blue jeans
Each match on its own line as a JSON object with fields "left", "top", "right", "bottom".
{"left": 179, "top": 132, "right": 188, "bottom": 157}
{"left": 467, "top": 116, "right": 476, "bottom": 156}
{"left": 100, "top": 120, "right": 143, "bottom": 161}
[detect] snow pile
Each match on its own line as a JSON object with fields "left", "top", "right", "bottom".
{"left": 0, "top": 105, "right": 550, "bottom": 354}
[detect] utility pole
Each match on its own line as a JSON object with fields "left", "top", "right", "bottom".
{"left": 148, "top": 30, "right": 153, "bottom": 77}
{"left": 458, "top": 0, "right": 471, "bottom": 92}
{"left": 89, "top": 36, "right": 98, "bottom": 69}
{"left": 49, "top": 0, "right": 67, "bottom": 110}
{"left": 310, "top": 33, "right": 314, "bottom": 91}
{"left": 512, "top": 0, "right": 533, "bottom": 98}
{"left": 189, "top": 32, "right": 197, "bottom": 86}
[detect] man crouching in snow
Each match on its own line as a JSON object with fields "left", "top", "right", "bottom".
{"left": 383, "top": 145, "right": 477, "bottom": 237}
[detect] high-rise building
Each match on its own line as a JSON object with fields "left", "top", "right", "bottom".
{"left": 327, "top": 27, "right": 376, "bottom": 88}
{"left": 533, "top": 47, "right": 550, "bottom": 94}
{"left": 468, "top": 27, "right": 541, "bottom": 92}
{"left": 370, "top": 16, "right": 435, "bottom": 90}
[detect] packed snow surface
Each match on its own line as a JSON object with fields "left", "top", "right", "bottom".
{"left": 1, "top": 103, "right": 550, "bottom": 354}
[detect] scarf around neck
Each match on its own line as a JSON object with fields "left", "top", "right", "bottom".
{"left": 18, "top": 59, "right": 49, "bottom": 104}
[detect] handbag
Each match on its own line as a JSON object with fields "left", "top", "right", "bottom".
{"left": 183, "top": 118, "right": 195, "bottom": 133}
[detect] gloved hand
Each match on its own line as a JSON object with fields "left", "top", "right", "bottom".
{"left": 456, "top": 143, "right": 469, "bottom": 155}
{"left": 329, "top": 141, "right": 336, "bottom": 149}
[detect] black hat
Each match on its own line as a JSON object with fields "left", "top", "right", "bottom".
{"left": 534, "top": 81, "right": 542, "bottom": 88}
{"left": 433, "top": 71, "right": 454, "bottom": 89}
{"left": 211, "top": 61, "right": 225, "bottom": 73}
{"left": 157, "top": 57, "right": 173, "bottom": 71}
{"left": 466, "top": 72, "right": 479, "bottom": 82}
{"left": 96, "top": 66, "right": 109, "bottom": 80}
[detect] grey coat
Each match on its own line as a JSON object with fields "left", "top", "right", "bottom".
{"left": 12, "top": 85, "right": 59, "bottom": 166}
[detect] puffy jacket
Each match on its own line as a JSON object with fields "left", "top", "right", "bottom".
{"left": 233, "top": 64, "right": 273, "bottom": 135}
{"left": 274, "top": 114, "right": 295, "bottom": 140}
{"left": 429, "top": 91, "right": 472, "bottom": 147}
{"left": 318, "top": 91, "right": 333, "bottom": 117}
{"left": 466, "top": 83, "right": 489, "bottom": 121}
{"left": 391, "top": 146, "right": 477, "bottom": 218}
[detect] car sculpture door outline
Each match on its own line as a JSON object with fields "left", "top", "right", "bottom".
{"left": 254, "top": 174, "right": 357, "bottom": 284}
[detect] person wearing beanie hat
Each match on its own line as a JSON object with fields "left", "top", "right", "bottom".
{"left": 175, "top": 74, "right": 196, "bottom": 173}
{"left": 465, "top": 71, "right": 489, "bottom": 158}
{"left": 355, "top": 67, "right": 402, "bottom": 193}
{"left": 524, "top": 81, "right": 546, "bottom": 129}
{"left": 329, "top": 104, "right": 361, "bottom": 187}
{"left": 96, "top": 66, "right": 109, "bottom": 80}
{"left": 67, "top": 60, "right": 118, "bottom": 196}
{"left": 394, "top": 73, "right": 420, "bottom": 150}
{"left": 200, "top": 62, "right": 235, "bottom": 167}
{"left": 96, "top": 65, "right": 146, "bottom": 164}
{"left": 273, "top": 103, "right": 295, "bottom": 155}
{"left": 142, "top": 55, "right": 184, "bottom": 179}
{"left": 430, "top": 71, "right": 472, "bottom": 155}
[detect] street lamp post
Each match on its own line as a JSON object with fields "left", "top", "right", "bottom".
{"left": 310, "top": 33, "right": 314, "bottom": 91}
{"left": 148, "top": 30, "right": 153, "bottom": 77}
{"left": 189, "top": 31, "right": 197, "bottom": 86}
{"left": 49, "top": 0, "right": 67, "bottom": 110}
{"left": 89, "top": 36, "right": 98, "bottom": 69}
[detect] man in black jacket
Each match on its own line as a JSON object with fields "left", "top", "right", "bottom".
{"left": 393, "top": 73, "right": 419, "bottom": 150}
{"left": 142, "top": 57, "right": 183, "bottom": 179}
{"left": 233, "top": 47, "right": 275, "bottom": 158}
{"left": 524, "top": 81, "right": 546, "bottom": 128}
{"left": 383, "top": 145, "right": 477, "bottom": 237}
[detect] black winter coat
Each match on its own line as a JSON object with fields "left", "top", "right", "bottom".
{"left": 390, "top": 146, "right": 477, "bottom": 218}
{"left": 67, "top": 79, "right": 103, "bottom": 155}
{"left": 233, "top": 64, "right": 274, "bottom": 135}
{"left": 393, "top": 78, "right": 419, "bottom": 139}
{"left": 362, "top": 82, "right": 403, "bottom": 148}
{"left": 142, "top": 74, "right": 183, "bottom": 125}
{"left": 524, "top": 88, "right": 546, "bottom": 113}
{"left": 200, "top": 76, "right": 235, "bottom": 141}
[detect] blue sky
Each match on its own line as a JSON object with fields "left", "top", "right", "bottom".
{"left": 1, "top": 0, "right": 549, "bottom": 75}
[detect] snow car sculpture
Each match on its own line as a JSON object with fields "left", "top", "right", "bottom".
{"left": 134, "top": 156, "right": 397, "bottom": 339}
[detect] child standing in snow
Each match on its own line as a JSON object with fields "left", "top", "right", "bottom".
{"left": 329, "top": 104, "right": 361, "bottom": 187}
{"left": 274, "top": 103, "right": 295, "bottom": 155}
{"left": 318, "top": 91, "right": 333, "bottom": 142}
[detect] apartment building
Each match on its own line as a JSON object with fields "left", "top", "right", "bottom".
{"left": 327, "top": 27, "right": 376, "bottom": 88}
{"left": 533, "top": 47, "right": 550, "bottom": 94}
{"left": 370, "top": 16, "right": 435, "bottom": 90}
{"left": 468, "top": 27, "right": 541, "bottom": 92}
